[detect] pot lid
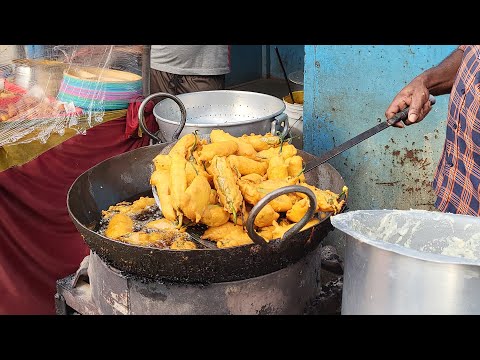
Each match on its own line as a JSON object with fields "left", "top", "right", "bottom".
{"left": 288, "top": 70, "right": 304, "bottom": 86}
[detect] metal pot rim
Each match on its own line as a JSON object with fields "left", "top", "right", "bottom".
{"left": 331, "top": 209, "right": 480, "bottom": 267}
{"left": 154, "top": 116, "right": 287, "bottom": 128}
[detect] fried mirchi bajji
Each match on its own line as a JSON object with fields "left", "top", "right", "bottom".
{"left": 112, "top": 131, "right": 350, "bottom": 250}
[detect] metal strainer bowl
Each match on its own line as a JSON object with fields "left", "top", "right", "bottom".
{"left": 152, "top": 90, "right": 289, "bottom": 142}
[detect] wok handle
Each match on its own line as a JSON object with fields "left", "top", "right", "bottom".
{"left": 245, "top": 185, "right": 318, "bottom": 246}
{"left": 138, "top": 92, "right": 187, "bottom": 144}
{"left": 272, "top": 112, "right": 290, "bottom": 139}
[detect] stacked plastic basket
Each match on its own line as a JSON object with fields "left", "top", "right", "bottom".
{"left": 57, "top": 67, "right": 142, "bottom": 111}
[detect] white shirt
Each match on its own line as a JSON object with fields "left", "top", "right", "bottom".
{"left": 150, "top": 45, "right": 230, "bottom": 76}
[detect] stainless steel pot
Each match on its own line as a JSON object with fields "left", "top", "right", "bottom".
{"left": 138, "top": 90, "right": 288, "bottom": 143}
{"left": 331, "top": 209, "right": 480, "bottom": 315}
{"left": 288, "top": 70, "right": 304, "bottom": 92}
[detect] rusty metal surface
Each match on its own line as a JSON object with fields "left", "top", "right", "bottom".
{"left": 89, "top": 254, "right": 129, "bottom": 315}
{"left": 88, "top": 251, "right": 322, "bottom": 315}
{"left": 305, "top": 277, "right": 343, "bottom": 315}
{"left": 56, "top": 249, "right": 346, "bottom": 315}
{"left": 56, "top": 275, "right": 100, "bottom": 315}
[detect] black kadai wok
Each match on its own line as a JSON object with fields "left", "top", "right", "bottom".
{"left": 67, "top": 141, "right": 346, "bottom": 283}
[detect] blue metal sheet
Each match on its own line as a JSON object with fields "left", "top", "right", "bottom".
{"left": 225, "top": 45, "right": 263, "bottom": 87}
{"left": 304, "top": 45, "right": 458, "bottom": 212}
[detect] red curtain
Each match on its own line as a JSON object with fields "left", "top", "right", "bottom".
{"left": 0, "top": 108, "right": 158, "bottom": 314}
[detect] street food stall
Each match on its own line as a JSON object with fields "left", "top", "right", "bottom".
{"left": 6, "top": 44, "right": 479, "bottom": 315}
{"left": 0, "top": 45, "right": 158, "bottom": 314}
{"left": 1, "top": 45, "right": 348, "bottom": 315}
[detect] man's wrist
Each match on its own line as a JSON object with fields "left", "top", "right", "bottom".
{"left": 413, "top": 72, "right": 432, "bottom": 91}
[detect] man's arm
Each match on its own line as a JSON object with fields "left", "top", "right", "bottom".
{"left": 385, "top": 47, "right": 464, "bottom": 127}
{"left": 419, "top": 47, "right": 464, "bottom": 96}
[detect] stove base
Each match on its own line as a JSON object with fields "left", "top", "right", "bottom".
{"left": 56, "top": 248, "right": 323, "bottom": 315}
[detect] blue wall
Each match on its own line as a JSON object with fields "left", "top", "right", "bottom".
{"left": 304, "top": 45, "right": 455, "bottom": 210}
{"left": 225, "top": 45, "right": 263, "bottom": 87}
{"left": 303, "top": 45, "right": 458, "bottom": 256}
{"left": 269, "top": 45, "right": 305, "bottom": 79}
{"left": 303, "top": 45, "right": 457, "bottom": 214}
{"left": 225, "top": 45, "right": 305, "bottom": 87}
